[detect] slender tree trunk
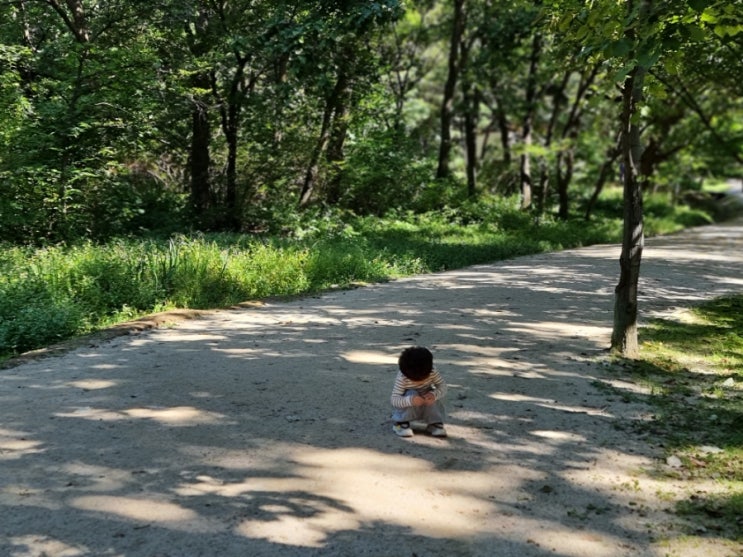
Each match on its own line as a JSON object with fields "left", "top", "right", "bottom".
{"left": 436, "top": 0, "right": 465, "bottom": 180}
{"left": 325, "top": 55, "right": 354, "bottom": 205}
{"left": 299, "top": 107, "right": 333, "bottom": 207}
{"left": 217, "top": 60, "right": 251, "bottom": 231}
{"left": 190, "top": 86, "right": 211, "bottom": 216}
{"left": 224, "top": 101, "right": 239, "bottom": 228}
{"left": 585, "top": 131, "right": 622, "bottom": 221}
{"left": 186, "top": 9, "right": 212, "bottom": 220}
{"left": 520, "top": 31, "right": 541, "bottom": 210}
{"left": 299, "top": 69, "right": 348, "bottom": 207}
{"left": 612, "top": 64, "right": 646, "bottom": 357}
{"left": 538, "top": 71, "right": 570, "bottom": 214}
{"left": 460, "top": 44, "right": 478, "bottom": 197}
{"left": 463, "top": 87, "right": 478, "bottom": 197}
{"left": 493, "top": 95, "right": 512, "bottom": 166}
{"left": 556, "top": 145, "right": 575, "bottom": 220}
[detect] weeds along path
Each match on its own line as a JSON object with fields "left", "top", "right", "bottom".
{"left": 2, "top": 217, "right": 743, "bottom": 557}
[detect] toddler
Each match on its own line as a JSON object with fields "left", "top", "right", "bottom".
{"left": 390, "top": 346, "right": 448, "bottom": 438}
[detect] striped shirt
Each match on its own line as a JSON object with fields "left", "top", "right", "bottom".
{"left": 390, "top": 369, "right": 448, "bottom": 409}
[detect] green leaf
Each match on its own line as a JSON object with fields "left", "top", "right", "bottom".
{"left": 606, "top": 38, "right": 633, "bottom": 58}
{"left": 700, "top": 10, "right": 718, "bottom": 24}
{"left": 688, "top": 25, "right": 706, "bottom": 41}
{"left": 637, "top": 48, "right": 661, "bottom": 68}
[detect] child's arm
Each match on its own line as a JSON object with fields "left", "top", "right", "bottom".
{"left": 429, "top": 369, "right": 448, "bottom": 400}
{"left": 390, "top": 372, "right": 425, "bottom": 408}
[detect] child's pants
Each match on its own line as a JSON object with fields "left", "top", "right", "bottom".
{"left": 392, "top": 389, "right": 446, "bottom": 424}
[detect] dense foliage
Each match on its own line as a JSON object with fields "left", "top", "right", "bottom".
{"left": 0, "top": 1, "right": 740, "bottom": 244}
{"left": 0, "top": 190, "right": 714, "bottom": 359}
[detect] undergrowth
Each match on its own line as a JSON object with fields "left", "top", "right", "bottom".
{"left": 0, "top": 189, "right": 718, "bottom": 360}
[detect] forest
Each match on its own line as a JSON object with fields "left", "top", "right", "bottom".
{"left": 0, "top": 0, "right": 741, "bottom": 357}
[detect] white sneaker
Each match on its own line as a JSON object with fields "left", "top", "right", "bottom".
{"left": 393, "top": 422, "right": 414, "bottom": 438}
{"left": 426, "top": 423, "right": 447, "bottom": 438}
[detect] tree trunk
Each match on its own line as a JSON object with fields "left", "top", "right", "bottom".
{"left": 538, "top": 71, "right": 570, "bottom": 214}
{"left": 585, "top": 132, "right": 622, "bottom": 221}
{"left": 46, "top": 0, "right": 90, "bottom": 42}
{"left": 436, "top": 0, "right": 465, "bottom": 180}
{"left": 556, "top": 149, "right": 573, "bottom": 220}
{"left": 461, "top": 44, "right": 478, "bottom": 197}
{"left": 611, "top": 64, "right": 646, "bottom": 357}
{"left": 325, "top": 62, "right": 354, "bottom": 205}
{"left": 189, "top": 90, "right": 211, "bottom": 216}
{"left": 299, "top": 69, "right": 348, "bottom": 207}
{"left": 520, "top": 31, "right": 541, "bottom": 210}
{"left": 218, "top": 59, "right": 251, "bottom": 231}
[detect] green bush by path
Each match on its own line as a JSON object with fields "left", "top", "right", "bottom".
{"left": 0, "top": 191, "right": 720, "bottom": 360}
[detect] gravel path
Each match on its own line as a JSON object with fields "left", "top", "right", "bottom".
{"left": 2, "top": 216, "right": 743, "bottom": 557}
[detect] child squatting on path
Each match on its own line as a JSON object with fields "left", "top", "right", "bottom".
{"left": 390, "top": 346, "right": 448, "bottom": 438}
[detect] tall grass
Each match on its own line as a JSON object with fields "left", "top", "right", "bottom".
{"left": 0, "top": 191, "right": 718, "bottom": 359}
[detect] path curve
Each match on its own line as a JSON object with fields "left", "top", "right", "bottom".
{"left": 2, "top": 216, "right": 743, "bottom": 557}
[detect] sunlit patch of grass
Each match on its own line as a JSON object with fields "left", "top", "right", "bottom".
{"left": 590, "top": 296, "right": 743, "bottom": 543}
{"left": 615, "top": 295, "right": 743, "bottom": 540}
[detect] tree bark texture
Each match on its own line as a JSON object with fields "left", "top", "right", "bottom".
{"left": 190, "top": 93, "right": 212, "bottom": 216}
{"left": 460, "top": 43, "right": 478, "bottom": 197}
{"left": 584, "top": 131, "right": 622, "bottom": 221}
{"left": 436, "top": 0, "right": 465, "bottom": 180}
{"left": 611, "top": 64, "right": 646, "bottom": 357}
{"left": 299, "top": 67, "right": 349, "bottom": 207}
{"left": 520, "top": 31, "right": 541, "bottom": 210}
{"left": 325, "top": 60, "right": 354, "bottom": 205}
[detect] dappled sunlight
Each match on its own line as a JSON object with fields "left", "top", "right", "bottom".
{"left": 152, "top": 332, "right": 228, "bottom": 343}
{"left": 67, "top": 379, "right": 118, "bottom": 390}
{"left": 707, "top": 275, "right": 743, "bottom": 287}
{"left": 213, "top": 347, "right": 281, "bottom": 358}
{"left": 54, "top": 406, "right": 130, "bottom": 422}
{"left": 53, "top": 405, "right": 227, "bottom": 426}
{"left": 530, "top": 430, "right": 588, "bottom": 443}
{"left": 595, "top": 378, "right": 653, "bottom": 396}
{"left": 125, "top": 406, "right": 227, "bottom": 426}
{"left": 235, "top": 507, "right": 358, "bottom": 548}
{"left": 341, "top": 349, "right": 397, "bottom": 365}
{"left": 3, "top": 220, "right": 742, "bottom": 556}
{"left": 503, "top": 322, "right": 612, "bottom": 341}
{"left": 647, "top": 247, "right": 743, "bottom": 264}
{"left": 59, "top": 462, "right": 136, "bottom": 493}
{"left": 6, "top": 536, "right": 89, "bottom": 557}
{"left": 0, "top": 428, "right": 44, "bottom": 460}
{"left": 230, "top": 447, "right": 498, "bottom": 546}
{"left": 489, "top": 392, "right": 615, "bottom": 418}
{"left": 88, "top": 363, "right": 125, "bottom": 371}
{"left": 71, "top": 495, "right": 220, "bottom": 533}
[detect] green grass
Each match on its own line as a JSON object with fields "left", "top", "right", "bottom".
{"left": 611, "top": 295, "right": 743, "bottom": 540}
{"left": 0, "top": 190, "right": 723, "bottom": 361}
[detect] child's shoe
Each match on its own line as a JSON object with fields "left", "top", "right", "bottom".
{"left": 426, "top": 423, "right": 447, "bottom": 438}
{"left": 393, "top": 422, "right": 414, "bottom": 438}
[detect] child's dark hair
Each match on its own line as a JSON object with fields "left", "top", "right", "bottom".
{"left": 398, "top": 346, "right": 433, "bottom": 381}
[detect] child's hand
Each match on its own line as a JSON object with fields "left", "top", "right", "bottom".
{"left": 411, "top": 395, "right": 426, "bottom": 407}
{"left": 423, "top": 391, "right": 437, "bottom": 405}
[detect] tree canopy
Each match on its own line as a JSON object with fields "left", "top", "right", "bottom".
{"left": 1, "top": 1, "right": 741, "bottom": 356}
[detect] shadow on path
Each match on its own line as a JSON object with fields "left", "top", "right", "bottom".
{"left": 2, "top": 218, "right": 743, "bottom": 557}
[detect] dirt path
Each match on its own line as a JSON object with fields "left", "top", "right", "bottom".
{"left": 2, "top": 217, "right": 743, "bottom": 557}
